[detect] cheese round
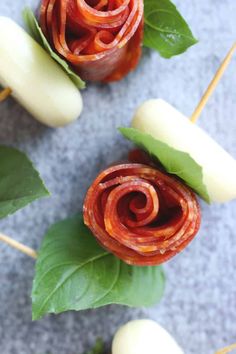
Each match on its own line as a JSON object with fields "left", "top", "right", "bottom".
{"left": 112, "top": 319, "right": 184, "bottom": 354}
{"left": 0, "top": 16, "right": 82, "bottom": 127}
{"left": 132, "top": 99, "right": 236, "bottom": 203}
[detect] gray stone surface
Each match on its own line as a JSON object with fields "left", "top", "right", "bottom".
{"left": 0, "top": 0, "right": 236, "bottom": 353}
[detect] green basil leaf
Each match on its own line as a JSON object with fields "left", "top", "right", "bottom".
{"left": 22, "top": 8, "right": 86, "bottom": 90}
{"left": 119, "top": 127, "right": 210, "bottom": 203}
{"left": 32, "top": 214, "right": 165, "bottom": 320}
{"left": 143, "top": 0, "right": 197, "bottom": 58}
{"left": 83, "top": 339, "right": 104, "bottom": 354}
{"left": 0, "top": 146, "right": 49, "bottom": 219}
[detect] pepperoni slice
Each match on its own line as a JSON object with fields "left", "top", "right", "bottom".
{"left": 40, "top": 0, "right": 144, "bottom": 81}
{"left": 83, "top": 162, "right": 201, "bottom": 266}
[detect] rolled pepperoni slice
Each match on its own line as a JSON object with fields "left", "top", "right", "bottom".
{"left": 83, "top": 162, "right": 201, "bottom": 266}
{"left": 40, "top": 0, "right": 144, "bottom": 82}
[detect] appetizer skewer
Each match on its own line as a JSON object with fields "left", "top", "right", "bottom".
{"left": 0, "top": 0, "right": 198, "bottom": 127}
{"left": 0, "top": 0, "right": 198, "bottom": 123}
{"left": 84, "top": 42, "right": 236, "bottom": 265}
{"left": 0, "top": 42, "right": 235, "bottom": 264}
{"left": 0, "top": 16, "right": 83, "bottom": 127}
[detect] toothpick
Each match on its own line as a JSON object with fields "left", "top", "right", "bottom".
{"left": 0, "top": 232, "right": 37, "bottom": 259}
{"left": 191, "top": 42, "right": 236, "bottom": 123}
{"left": 216, "top": 343, "right": 236, "bottom": 354}
{"left": 0, "top": 87, "right": 38, "bottom": 259}
{"left": 0, "top": 87, "right": 12, "bottom": 102}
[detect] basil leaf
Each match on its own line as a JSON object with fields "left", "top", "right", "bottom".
{"left": 32, "top": 214, "right": 165, "bottom": 320}
{"left": 22, "top": 8, "right": 86, "bottom": 90}
{"left": 143, "top": 0, "right": 197, "bottom": 58}
{"left": 83, "top": 339, "right": 104, "bottom": 354}
{"left": 119, "top": 127, "right": 210, "bottom": 203}
{"left": 0, "top": 146, "right": 49, "bottom": 219}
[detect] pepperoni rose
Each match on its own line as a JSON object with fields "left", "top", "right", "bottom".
{"left": 83, "top": 163, "right": 201, "bottom": 266}
{"left": 40, "top": 0, "right": 144, "bottom": 82}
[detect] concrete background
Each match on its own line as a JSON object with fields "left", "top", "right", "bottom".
{"left": 0, "top": 0, "right": 236, "bottom": 353}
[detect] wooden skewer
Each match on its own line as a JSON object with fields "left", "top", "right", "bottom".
{"left": 0, "top": 86, "right": 37, "bottom": 259}
{"left": 191, "top": 42, "right": 236, "bottom": 123}
{"left": 216, "top": 343, "right": 236, "bottom": 354}
{"left": 0, "top": 232, "right": 37, "bottom": 259}
{"left": 0, "top": 87, "right": 12, "bottom": 102}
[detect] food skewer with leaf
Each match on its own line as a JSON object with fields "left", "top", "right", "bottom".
{"left": 0, "top": 42, "right": 235, "bottom": 319}
{"left": 0, "top": 0, "right": 196, "bottom": 126}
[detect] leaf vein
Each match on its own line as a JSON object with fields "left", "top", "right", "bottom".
{"left": 34, "top": 252, "right": 109, "bottom": 318}
{"left": 92, "top": 260, "right": 121, "bottom": 306}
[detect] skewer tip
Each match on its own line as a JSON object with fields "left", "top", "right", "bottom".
{"left": 0, "top": 87, "right": 12, "bottom": 102}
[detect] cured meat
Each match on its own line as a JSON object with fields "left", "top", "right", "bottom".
{"left": 83, "top": 158, "right": 201, "bottom": 266}
{"left": 40, "top": 0, "right": 144, "bottom": 82}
